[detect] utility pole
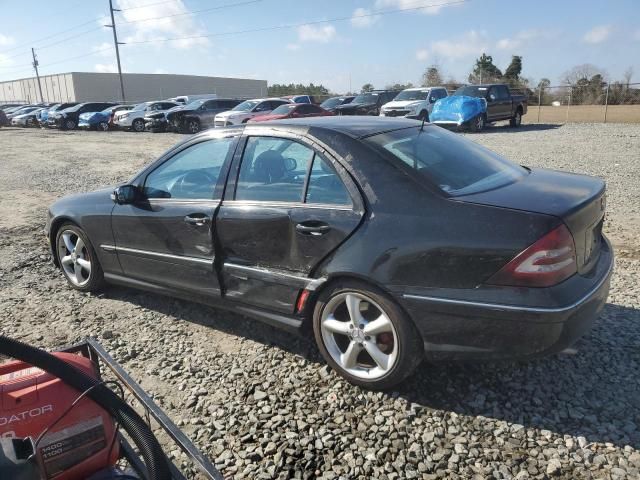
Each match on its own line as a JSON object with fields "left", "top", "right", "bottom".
{"left": 31, "top": 48, "right": 44, "bottom": 103}
{"left": 106, "top": 0, "right": 126, "bottom": 103}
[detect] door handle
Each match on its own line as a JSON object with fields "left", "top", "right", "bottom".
{"left": 295, "top": 223, "right": 330, "bottom": 236}
{"left": 184, "top": 214, "right": 210, "bottom": 226}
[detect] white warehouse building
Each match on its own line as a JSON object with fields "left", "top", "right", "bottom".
{"left": 0, "top": 72, "right": 268, "bottom": 103}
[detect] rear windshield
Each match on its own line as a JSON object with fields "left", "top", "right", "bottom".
{"left": 365, "top": 127, "right": 527, "bottom": 196}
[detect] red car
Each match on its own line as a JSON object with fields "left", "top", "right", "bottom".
{"left": 248, "top": 103, "right": 333, "bottom": 122}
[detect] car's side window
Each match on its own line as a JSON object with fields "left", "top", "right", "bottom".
{"left": 235, "top": 137, "right": 314, "bottom": 203}
{"left": 305, "top": 154, "right": 352, "bottom": 206}
{"left": 143, "top": 138, "right": 235, "bottom": 200}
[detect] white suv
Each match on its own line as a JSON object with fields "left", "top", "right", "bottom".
{"left": 113, "top": 101, "right": 178, "bottom": 132}
{"left": 379, "top": 87, "right": 448, "bottom": 121}
{"left": 214, "top": 98, "right": 290, "bottom": 127}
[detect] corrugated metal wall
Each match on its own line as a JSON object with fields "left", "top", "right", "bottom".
{"left": 0, "top": 72, "right": 267, "bottom": 103}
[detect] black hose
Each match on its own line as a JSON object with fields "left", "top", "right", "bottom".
{"left": 0, "top": 335, "right": 172, "bottom": 480}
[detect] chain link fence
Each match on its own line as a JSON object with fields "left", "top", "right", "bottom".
{"left": 526, "top": 82, "right": 640, "bottom": 124}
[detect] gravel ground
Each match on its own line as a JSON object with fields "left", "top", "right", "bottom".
{"left": 0, "top": 123, "right": 639, "bottom": 479}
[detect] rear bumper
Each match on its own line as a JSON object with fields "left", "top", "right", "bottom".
{"left": 398, "top": 237, "right": 614, "bottom": 361}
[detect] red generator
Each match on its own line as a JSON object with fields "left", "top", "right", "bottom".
{"left": 0, "top": 352, "right": 119, "bottom": 479}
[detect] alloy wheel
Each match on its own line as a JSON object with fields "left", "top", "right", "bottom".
{"left": 188, "top": 120, "right": 200, "bottom": 133}
{"left": 476, "top": 115, "right": 484, "bottom": 131}
{"left": 515, "top": 111, "right": 522, "bottom": 126}
{"left": 98, "top": 121, "right": 109, "bottom": 131}
{"left": 65, "top": 119, "right": 76, "bottom": 130}
{"left": 58, "top": 230, "right": 92, "bottom": 286}
{"left": 132, "top": 119, "right": 145, "bottom": 132}
{"left": 320, "top": 292, "right": 399, "bottom": 380}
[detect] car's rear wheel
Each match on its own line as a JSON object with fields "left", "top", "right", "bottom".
{"left": 313, "top": 281, "right": 423, "bottom": 390}
{"left": 187, "top": 118, "right": 201, "bottom": 134}
{"left": 98, "top": 121, "right": 109, "bottom": 131}
{"left": 64, "top": 119, "right": 76, "bottom": 130}
{"left": 132, "top": 118, "right": 145, "bottom": 132}
{"left": 510, "top": 110, "right": 522, "bottom": 127}
{"left": 55, "top": 223, "right": 104, "bottom": 292}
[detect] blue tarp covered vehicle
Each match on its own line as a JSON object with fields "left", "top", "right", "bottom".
{"left": 430, "top": 95, "right": 487, "bottom": 131}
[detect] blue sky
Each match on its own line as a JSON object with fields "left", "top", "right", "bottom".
{"left": 1, "top": 0, "right": 639, "bottom": 93}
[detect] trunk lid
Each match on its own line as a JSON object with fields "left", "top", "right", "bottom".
{"left": 457, "top": 168, "right": 606, "bottom": 274}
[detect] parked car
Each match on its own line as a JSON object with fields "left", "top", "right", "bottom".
{"left": 39, "top": 103, "right": 78, "bottom": 126}
{"left": 11, "top": 107, "right": 46, "bottom": 127}
{"left": 334, "top": 90, "right": 400, "bottom": 116}
{"left": 170, "top": 94, "right": 218, "bottom": 105}
{"left": 6, "top": 105, "right": 40, "bottom": 120}
{"left": 45, "top": 117, "right": 612, "bottom": 390}
{"left": 47, "top": 102, "right": 117, "bottom": 130}
{"left": 0, "top": 110, "right": 8, "bottom": 127}
{"left": 163, "top": 98, "right": 243, "bottom": 134}
{"left": 432, "top": 84, "right": 528, "bottom": 132}
{"left": 283, "top": 95, "right": 318, "bottom": 104}
{"left": 248, "top": 103, "right": 333, "bottom": 122}
{"left": 79, "top": 105, "right": 133, "bottom": 131}
{"left": 214, "top": 98, "right": 291, "bottom": 126}
{"left": 379, "top": 87, "right": 448, "bottom": 121}
{"left": 0, "top": 103, "right": 26, "bottom": 111}
{"left": 320, "top": 96, "right": 355, "bottom": 113}
{"left": 113, "top": 101, "right": 178, "bottom": 132}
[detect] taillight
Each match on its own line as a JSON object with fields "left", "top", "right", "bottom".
{"left": 487, "top": 224, "right": 577, "bottom": 287}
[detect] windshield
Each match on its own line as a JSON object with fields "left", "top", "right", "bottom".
{"left": 352, "top": 93, "right": 379, "bottom": 104}
{"left": 65, "top": 104, "right": 84, "bottom": 112}
{"left": 100, "top": 106, "right": 115, "bottom": 113}
{"left": 232, "top": 100, "right": 259, "bottom": 111}
{"left": 453, "top": 86, "right": 488, "bottom": 98}
{"left": 320, "top": 98, "right": 344, "bottom": 108}
{"left": 394, "top": 90, "right": 429, "bottom": 101}
{"left": 270, "top": 104, "right": 297, "bottom": 115}
{"left": 185, "top": 99, "right": 205, "bottom": 109}
{"left": 365, "top": 126, "right": 526, "bottom": 196}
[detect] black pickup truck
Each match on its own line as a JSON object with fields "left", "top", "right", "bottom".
{"left": 453, "top": 84, "right": 527, "bottom": 130}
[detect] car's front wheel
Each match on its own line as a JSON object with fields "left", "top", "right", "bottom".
{"left": 313, "top": 281, "right": 423, "bottom": 390}
{"left": 55, "top": 223, "right": 104, "bottom": 292}
{"left": 98, "top": 121, "right": 109, "bottom": 131}
{"left": 470, "top": 113, "right": 485, "bottom": 133}
{"left": 64, "top": 119, "right": 77, "bottom": 130}
{"left": 131, "top": 118, "right": 145, "bottom": 132}
{"left": 187, "top": 118, "right": 201, "bottom": 134}
{"left": 510, "top": 109, "right": 522, "bottom": 127}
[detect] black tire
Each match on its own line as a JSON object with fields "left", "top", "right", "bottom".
{"left": 469, "top": 113, "right": 485, "bottom": 133}
{"left": 64, "top": 118, "right": 77, "bottom": 130}
{"left": 312, "top": 280, "right": 423, "bottom": 390}
{"left": 131, "top": 118, "right": 145, "bottom": 132}
{"left": 510, "top": 109, "right": 522, "bottom": 127}
{"left": 98, "top": 121, "right": 110, "bottom": 132}
{"left": 186, "top": 118, "right": 201, "bottom": 134}
{"left": 55, "top": 223, "right": 105, "bottom": 292}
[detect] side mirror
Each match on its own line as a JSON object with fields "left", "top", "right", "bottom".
{"left": 489, "top": 94, "right": 497, "bottom": 101}
{"left": 111, "top": 185, "right": 139, "bottom": 205}
{"left": 429, "top": 96, "right": 436, "bottom": 103}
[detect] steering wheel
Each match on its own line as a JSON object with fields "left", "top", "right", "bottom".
{"left": 172, "top": 170, "right": 215, "bottom": 198}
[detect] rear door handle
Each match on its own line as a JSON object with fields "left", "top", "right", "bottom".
{"left": 295, "top": 223, "right": 330, "bottom": 236}
{"left": 184, "top": 214, "right": 210, "bottom": 226}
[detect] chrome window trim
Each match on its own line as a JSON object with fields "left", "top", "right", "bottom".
{"left": 221, "top": 199, "right": 353, "bottom": 211}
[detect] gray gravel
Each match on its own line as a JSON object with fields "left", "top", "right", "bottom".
{"left": 0, "top": 124, "right": 639, "bottom": 479}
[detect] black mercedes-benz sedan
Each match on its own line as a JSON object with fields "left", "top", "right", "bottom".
{"left": 46, "top": 117, "right": 613, "bottom": 389}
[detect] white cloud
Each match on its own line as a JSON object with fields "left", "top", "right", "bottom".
{"left": 286, "top": 43, "right": 301, "bottom": 51}
{"left": 351, "top": 8, "right": 379, "bottom": 28}
{"left": 415, "top": 49, "right": 429, "bottom": 61}
{"left": 94, "top": 63, "right": 118, "bottom": 73}
{"left": 116, "top": 0, "right": 209, "bottom": 49}
{"left": 0, "top": 34, "right": 15, "bottom": 47}
{"left": 375, "top": 0, "right": 446, "bottom": 15}
{"left": 496, "top": 29, "right": 545, "bottom": 50}
{"left": 583, "top": 25, "right": 611, "bottom": 44}
{"left": 91, "top": 42, "right": 114, "bottom": 58}
{"left": 297, "top": 24, "right": 336, "bottom": 43}
{"left": 430, "top": 30, "right": 488, "bottom": 59}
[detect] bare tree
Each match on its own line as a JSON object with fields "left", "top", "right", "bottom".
{"left": 561, "top": 64, "right": 608, "bottom": 85}
{"left": 623, "top": 67, "right": 634, "bottom": 89}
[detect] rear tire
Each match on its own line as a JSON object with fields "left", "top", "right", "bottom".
{"left": 187, "top": 118, "right": 201, "bottom": 134}
{"left": 312, "top": 280, "right": 423, "bottom": 390}
{"left": 510, "top": 109, "right": 522, "bottom": 127}
{"left": 55, "top": 223, "right": 105, "bottom": 292}
{"left": 64, "top": 119, "right": 77, "bottom": 130}
{"left": 98, "top": 121, "right": 110, "bottom": 131}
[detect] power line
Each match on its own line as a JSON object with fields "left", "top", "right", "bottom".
{"left": 124, "top": 0, "right": 469, "bottom": 45}
{"left": 117, "top": 0, "right": 263, "bottom": 25}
